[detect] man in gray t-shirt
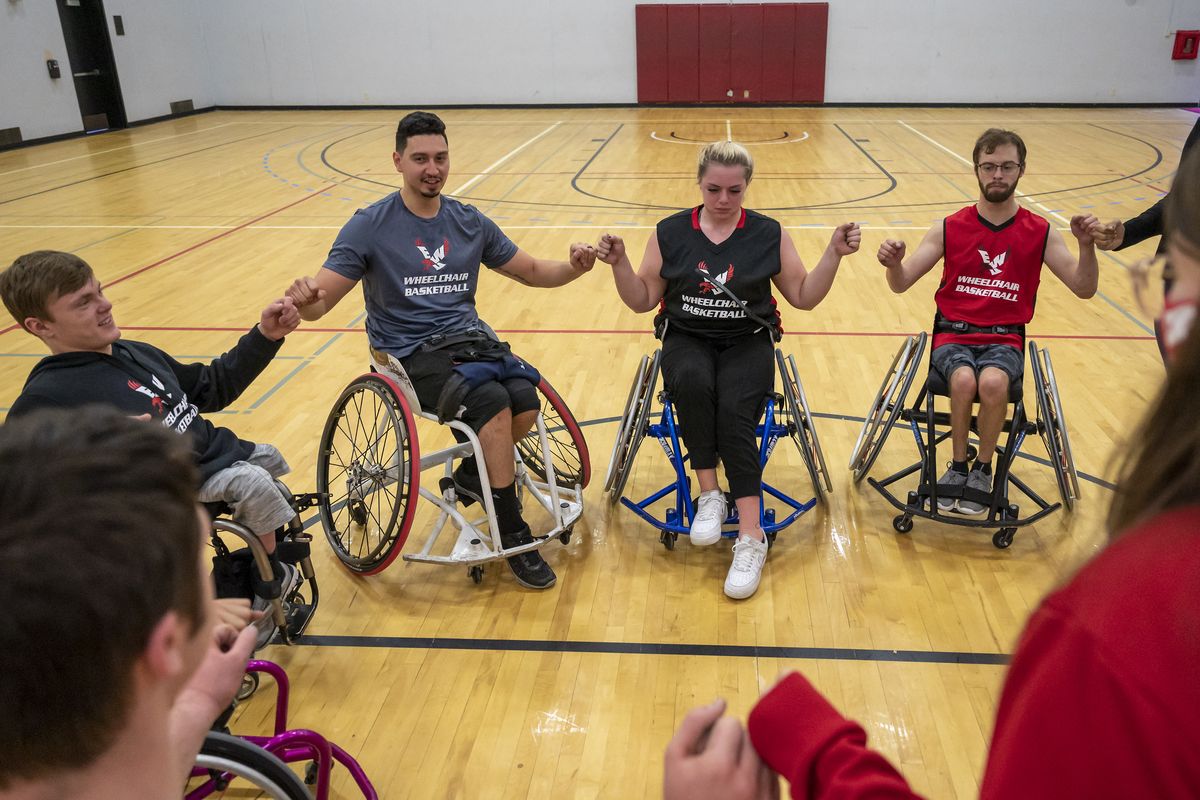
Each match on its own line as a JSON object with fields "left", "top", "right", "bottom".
{"left": 287, "top": 111, "right": 594, "bottom": 590}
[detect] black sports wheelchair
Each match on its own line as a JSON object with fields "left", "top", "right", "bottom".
{"left": 206, "top": 480, "right": 322, "bottom": 653}
{"left": 848, "top": 316, "right": 1079, "bottom": 549}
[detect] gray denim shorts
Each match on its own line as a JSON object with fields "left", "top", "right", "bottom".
{"left": 930, "top": 343, "right": 1024, "bottom": 383}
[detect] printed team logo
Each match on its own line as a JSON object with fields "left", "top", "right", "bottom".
{"left": 978, "top": 248, "right": 1007, "bottom": 276}
{"left": 416, "top": 238, "right": 450, "bottom": 271}
{"left": 126, "top": 379, "right": 166, "bottom": 416}
{"left": 697, "top": 260, "right": 734, "bottom": 294}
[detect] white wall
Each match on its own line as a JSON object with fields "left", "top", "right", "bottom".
{"left": 4, "top": 0, "right": 1198, "bottom": 144}
{"left": 0, "top": 1, "right": 83, "bottom": 141}
{"left": 196, "top": 0, "right": 1199, "bottom": 106}
{"left": 104, "top": 0, "right": 213, "bottom": 122}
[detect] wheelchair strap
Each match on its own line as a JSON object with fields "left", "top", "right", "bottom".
{"left": 419, "top": 329, "right": 510, "bottom": 361}
{"left": 934, "top": 314, "right": 1025, "bottom": 338}
{"left": 692, "top": 267, "right": 783, "bottom": 342}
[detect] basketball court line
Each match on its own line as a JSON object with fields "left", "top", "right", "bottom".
{"left": 289, "top": 634, "right": 1012, "bottom": 666}
{"left": 448, "top": 122, "right": 563, "bottom": 196}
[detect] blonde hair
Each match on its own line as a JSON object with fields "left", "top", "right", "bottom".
{"left": 697, "top": 141, "right": 753, "bottom": 183}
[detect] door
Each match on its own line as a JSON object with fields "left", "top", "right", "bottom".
{"left": 56, "top": 0, "right": 126, "bottom": 132}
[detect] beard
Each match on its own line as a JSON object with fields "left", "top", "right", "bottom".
{"left": 979, "top": 177, "right": 1018, "bottom": 203}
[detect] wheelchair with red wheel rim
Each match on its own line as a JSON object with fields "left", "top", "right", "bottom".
{"left": 316, "top": 349, "right": 589, "bottom": 583}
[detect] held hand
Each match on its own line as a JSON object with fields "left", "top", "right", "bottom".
{"left": 285, "top": 276, "right": 325, "bottom": 308}
{"left": 1092, "top": 219, "right": 1125, "bottom": 251}
{"left": 831, "top": 222, "right": 861, "bottom": 256}
{"left": 877, "top": 238, "right": 906, "bottom": 269}
{"left": 570, "top": 242, "right": 597, "bottom": 272}
{"left": 213, "top": 597, "right": 263, "bottom": 632}
{"left": 258, "top": 296, "right": 300, "bottom": 341}
{"left": 664, "top": 700, "right": 764, "bottom": 800}
{"left": 1070, "top": 214, "right": 1099, "bottom": 246}
{"left": 597, "top": 233, "right": 626, "bottom": 265}
{"left": 173, "top": 624, "right": 257, "bottom": 722}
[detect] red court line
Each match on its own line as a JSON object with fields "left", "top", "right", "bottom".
{"left": 113, "top": 325, "right": 1156, "bottom": 341}
{"left": 0, "top": 184, "right": 335, "bottom": 337}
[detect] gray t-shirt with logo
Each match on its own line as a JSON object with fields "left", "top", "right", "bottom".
{"left": 323, "top": 192, "right": 520, "bottom": 358}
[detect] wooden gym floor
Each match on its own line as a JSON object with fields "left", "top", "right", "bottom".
{"left": 0, "top": 106, "right": 1191, "bottom": 798}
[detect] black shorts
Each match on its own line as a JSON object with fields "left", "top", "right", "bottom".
{"left": 931, "top": 343, "right": 1024, "bottom": 383}
{"left": 401, "top": 348, "right": 539, "bottom": 433}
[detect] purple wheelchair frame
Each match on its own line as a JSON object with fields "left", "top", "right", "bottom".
{"left": 187, "top": 660, "right": 377, "bottom": 799}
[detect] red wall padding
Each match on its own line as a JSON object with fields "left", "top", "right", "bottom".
{"left": 697, "top": 5, "right": 731, "bottom": 102}
{"left": 635, "top": 5, "right": 669, "bottom": 102}
{"left": 636, "top": 3, "right": 828, "bottom": 104}
{"left": 666, "top": 4, "right": 700, "bottom": 102}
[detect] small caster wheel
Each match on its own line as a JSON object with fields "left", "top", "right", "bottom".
{"left": 993, "top": 528, "right": 1015, "bottom": 549}
{"left": 305, "top": 762, "right": 319, "bottom": 786}
{"left": 966, "top": 445, "right": 978, "bottom": 461}
{"left": 348, "top": 499, "right": 368, "bottom": 526}
{"left": 560, "top": 526, "right": 573, "bottom": 545}
{"left": 236, "top": 671, "right": 260, "bottom": 702}
{"left": 660, "top": 530, "right": 676, "bottom": 551}
{"left": 468, "top": 565, "right": 484, "bottom": 584}
{"left": 893, "top": 514, "right": 913, "bottom": 534}
{"left": 765, "top": 531, "right": 777, "bottom": 547}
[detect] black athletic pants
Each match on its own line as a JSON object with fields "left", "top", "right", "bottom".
{"left": 660, "top": 328, "right": 774, "bottom": 499}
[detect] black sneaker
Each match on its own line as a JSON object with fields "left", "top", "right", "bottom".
{"left": 453, "top": 460, "right": 485, "bottom": 507}
{"left": 499, "top": 526, "right": 557, "bottom": 589}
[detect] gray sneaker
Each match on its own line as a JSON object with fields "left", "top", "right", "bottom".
{"left": 957, "top": 467, "right": 993, "bottom": 516}
{"left": 936, "top": 466, "right": 967, "bottom": 512}
{"left": 252, "top": 562, "right": 299, "bottom": 649}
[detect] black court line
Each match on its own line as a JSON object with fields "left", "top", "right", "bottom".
{"left": 293, "top": 634, "right": 1011, "bottom": 665}
{"left": 0, "top": 126, "right": 298, "bottom": 206}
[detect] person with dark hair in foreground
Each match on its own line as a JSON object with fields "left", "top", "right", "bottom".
{"left": 0, "top": 409, "right": 256, "bottom": 800}
{"left": 663, "top": 146, "right": 1200, "bottom": 800}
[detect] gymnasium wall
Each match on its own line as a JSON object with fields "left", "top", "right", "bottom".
{"left": 195, "top": 0, "right": 1197, "bottom": 106}
{"left": 1, "top": 0, "right": 1197, "bottom": 145}
{"left": 0, "top": 1, "right": 81, "bottom": 142}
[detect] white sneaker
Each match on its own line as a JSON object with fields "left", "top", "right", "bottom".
{"left": 724, "top": 533, "right": 768, "bottom": 600}
{"left": 689, "top": 490, "right": 727, "bottom": 546}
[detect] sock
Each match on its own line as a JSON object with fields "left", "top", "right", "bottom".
{"left": 973, "top": 460, "right": 993, "bottom": 476}
{"left": 951, "top": 460, "right": 969, "bottom": 474}
{"left": 490, "top": 482, "right": 526, "bottom": 535}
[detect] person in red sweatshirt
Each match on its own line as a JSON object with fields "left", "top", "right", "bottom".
{"left": 664, "top": 145, "right": 1200, "bottom": 799}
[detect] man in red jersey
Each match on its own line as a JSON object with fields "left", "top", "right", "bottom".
{"left": 876, "top": 128, "right": 1098, "bottom": 514}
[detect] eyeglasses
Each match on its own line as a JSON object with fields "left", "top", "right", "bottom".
{"left": 976, "top": 162, "right": 1022, "bottom": 176}
{"left": 1127, "top": 254, "right": 1174, "bottom": 319}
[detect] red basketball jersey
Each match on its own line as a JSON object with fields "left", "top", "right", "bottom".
{"left": 933, "top": 205, "right": 1050, "bottom": 350}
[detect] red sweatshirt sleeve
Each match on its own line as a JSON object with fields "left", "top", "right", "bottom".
{"left": 747, "top": 672, "right": 922, "bottom": 800}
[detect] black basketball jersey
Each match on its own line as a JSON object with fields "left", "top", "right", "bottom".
{"left": 657, "top": 206, "right": 782, "bottom": 338}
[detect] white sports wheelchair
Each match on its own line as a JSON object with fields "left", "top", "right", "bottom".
{"left": 314, "top": 347, "right": 589, "bottom": 584}
{"left": 848, "top": 324, "right": 1080, "bottom": 549}
{"left": 604, "top": 347, "right": 831, "bottom": 549}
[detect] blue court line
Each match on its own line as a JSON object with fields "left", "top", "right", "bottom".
{"left": 1097, "top": 251, "right": 1156, "bottom": 336}
{"left": 291, "top": 634, "right": 1010, "bottom": 666}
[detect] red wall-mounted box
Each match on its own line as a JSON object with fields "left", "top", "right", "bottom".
{"left": 1173, "top": 30, "right": 1199, "bottom": 60}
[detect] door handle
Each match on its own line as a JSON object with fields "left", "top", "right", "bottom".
{"left": 72, "top": 69, "right": 102, "bottom": 77}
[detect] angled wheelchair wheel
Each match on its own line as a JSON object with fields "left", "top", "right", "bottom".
{"left": 189, "top": 732, "right": 312, "bottom": 800}
{"left": 516, "top": 375, "right": 592, "bottom": 490}
{"left": 604, "top": 350, "right": 661, "bottom": 504}
{"left": 1030, "top": 343, "right": 1080, "bottom": 511}
{"left": 317, "top": 374, "right": 420, "bottom": 575}
{"left": 776, "top": 350, "right": 832, "bottom": 503}
{"left": 849, "top": 333, "right": 926, "bottom": 483}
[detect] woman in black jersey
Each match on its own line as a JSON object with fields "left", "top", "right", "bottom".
{"left": 598, "top": 141, "right": 859, "bottom": 599}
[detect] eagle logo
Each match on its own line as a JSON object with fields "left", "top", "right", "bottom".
{"left": 697, "top": 260, "right": 734, "bottom": 294}
{"left": 978, "top": 249, "right": 1006, "bottom": 276}
{"left": 416, "top": 238, "right": 450, "bottom": 271}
